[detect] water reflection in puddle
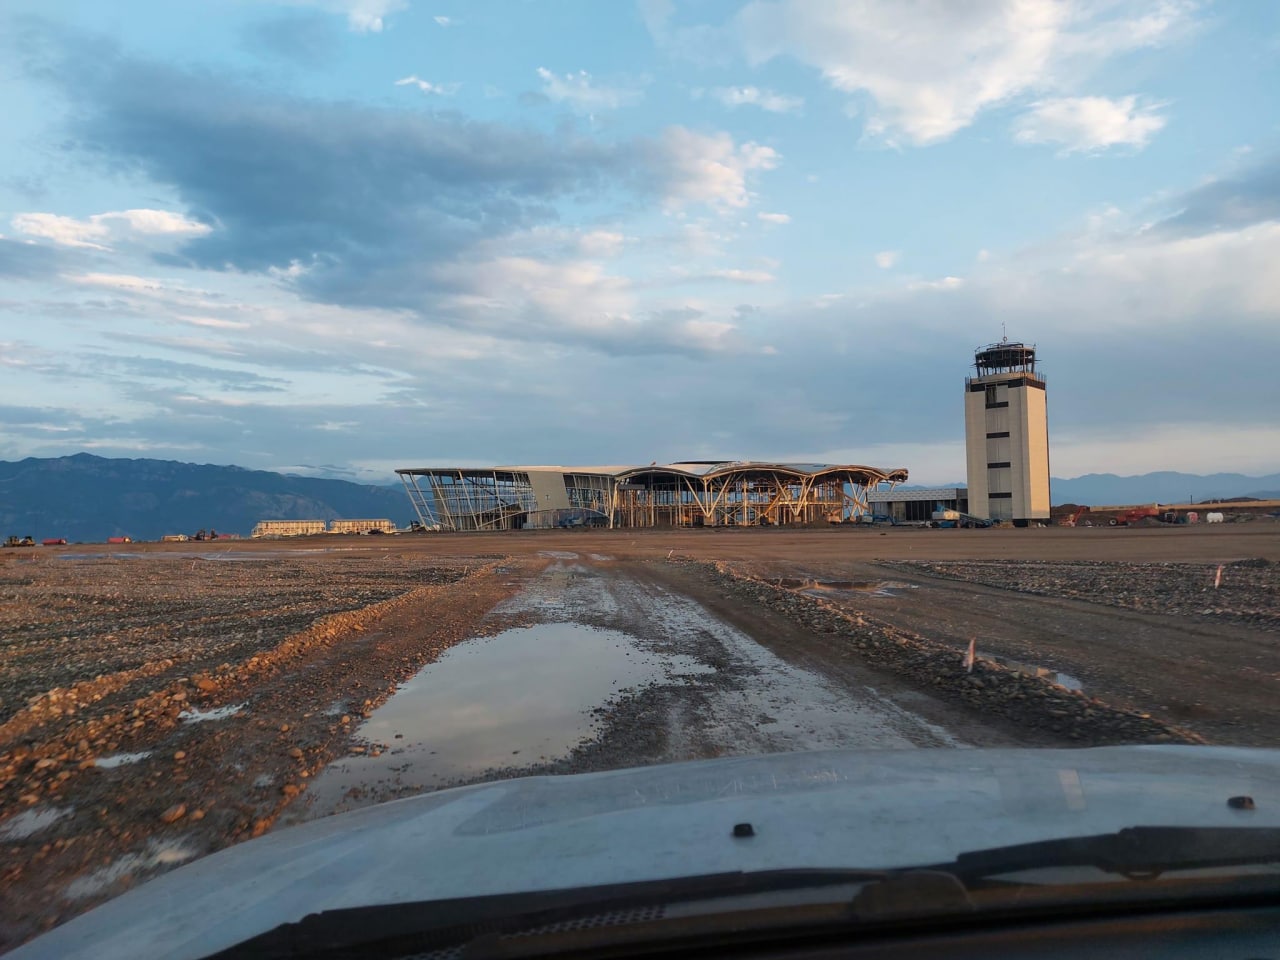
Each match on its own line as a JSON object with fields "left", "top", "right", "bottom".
{"left": 987, "top": 656, "right": 1084, "bottom": 692}
{"left": 179, "top": 703, "right": 246, "bottom": 723}
{"left": 63, "top": 839, "right": 198, "bottom": 900}
{"left": 0, "top": 806, "right": 72, "bottom": 840}
{"left": 95, "top": 751, "right": 152, "bottom": 768}
{"left": 304, "top": 623, "right": 710, "bottom": 814}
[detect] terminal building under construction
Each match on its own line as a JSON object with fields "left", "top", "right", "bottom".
{"left": 396, "top": 462, "right": 908, "bottom": 532}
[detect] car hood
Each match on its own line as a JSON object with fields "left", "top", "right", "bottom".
{"left": 14, "top": 745, "right": 1280, "bottom": 959}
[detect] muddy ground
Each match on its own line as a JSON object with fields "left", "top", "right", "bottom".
{"left": 1, "top": 523, "right": 1278, "bottom": 950}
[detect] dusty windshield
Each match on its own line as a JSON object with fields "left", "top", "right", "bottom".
{"left": 2, "top": 0, "right": 1279, "bottom": 953}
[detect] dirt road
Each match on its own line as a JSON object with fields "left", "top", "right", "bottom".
{"left": 294, "top": 553, "right": 996, "bottom": 820}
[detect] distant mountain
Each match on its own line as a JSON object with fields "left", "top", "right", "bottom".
{"left": 0, "top": 454, "right": 412, "bottom": 542}
{"left": 1049, "top": 471, "right": 1280, "bottom": 506}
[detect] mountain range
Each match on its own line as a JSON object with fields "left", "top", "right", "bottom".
{"left": 0, "top": 454, "right": 412, "bottom": 543}
{"left": 1049, "top": 472, "right": 1280, "bottom": 506}
{"left": 2, "top": 454, "right": 1277, "bottom": 543}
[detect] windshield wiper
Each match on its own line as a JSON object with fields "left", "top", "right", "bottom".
{"left": 927, "top": 826, "right": 1280, "bottom": 882}
{"left": 209, "top": 828, "right": 1280, "bottom": 959}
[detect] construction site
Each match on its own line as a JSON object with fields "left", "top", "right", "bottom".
{"left": 3, "top": 341, "right": 1279, "bottom": 949}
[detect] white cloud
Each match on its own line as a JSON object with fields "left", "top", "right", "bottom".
{"left": 11, "top": 213, "right": 111, "bottom": 250}
{"left": 577, "top": 230, "right": 626, "bottom": 258}
{"left": 178, "top": 315, "right": 252, "bottom": 330}
{"left": 908, "top": 275, "right": 964, "bottom": 291}
{"left": 711, "top": 86, "right": 803, "bottom": 113}
{"left": 433, "top": 15, "right": 453, "bottom": 27}
{"left": 394, "top": 75, "right": 460, "bottom": 95}
{"left": 655, "top": 127, "right": 779, "bottom": 211}
{"left": 733, "top": 0, "right": 1198, "bottom": 144}
{"left": 341, "top": 0, "right": 406, "bottom": 32}
{"left": 108, "top": 209, "right": 211, "bottom": 236}
{"left": 535, "top": 68, "right": 641, "bottom": 112}
{"left": 12, "top": 209, "right": 210, "bottom": 250}
{"left": 874, "top": 249, "right": 899, "bottom": 269}
{"left": 431, "top": 256, "right": 636, "bottom": 339}
{"left": 1014, "top": 95, "right": 1168, "bottom": 152}
{"left": 757, "top": 212, "right": 791, "bottom": 224}
{"left": 707, "top": 268, "right": 775, "bottom": 283}
{"left": 66, "top": 272, "right": 166, "bottom": 292}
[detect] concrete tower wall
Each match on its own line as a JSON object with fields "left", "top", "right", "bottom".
{"left": 964, "top": 343, "right": 1050, "bottom": 523}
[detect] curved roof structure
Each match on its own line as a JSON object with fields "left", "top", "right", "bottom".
{"left": 613, "top": 462, "right": 909, "bottom": 485}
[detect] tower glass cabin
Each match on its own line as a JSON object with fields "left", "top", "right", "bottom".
{"left": 964, "top": 342, "right": 1050, "bottom": 525}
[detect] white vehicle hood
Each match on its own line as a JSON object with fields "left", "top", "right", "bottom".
{"left": 13, "top": 745, "right": 1280, "bottom": 959}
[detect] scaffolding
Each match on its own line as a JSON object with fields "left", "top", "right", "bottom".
{"left": 397, "top": 462, "right": 907, "bottom": 532}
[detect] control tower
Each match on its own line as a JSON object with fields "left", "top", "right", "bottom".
{"left": 964, "top": 340, "right": 1050, "bottom": 525}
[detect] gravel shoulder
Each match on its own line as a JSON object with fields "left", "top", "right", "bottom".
{"left": 730, "top": 557, "right": 1279, "bottom": 746}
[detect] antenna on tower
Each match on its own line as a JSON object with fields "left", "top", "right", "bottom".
{"left": 1001, "top": 322, "right": 1008, "bottom": 343}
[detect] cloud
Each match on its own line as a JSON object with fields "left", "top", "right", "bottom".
{"left": 652, "top": 127, "right": 779, "bottom": 211}
{"left": 710, "top": 86, "right": 803, "bottom": 113}
{"left": 336, "top": 0, "right": 406, "bottom": 32}
{"left": 638, "top": 0, "right": 733, "bottom": 66}
{"left": 433, "top": 15, "right": 453, "bottom": 27}
{"left": 874, "top": 249, "right": 899, "bottom": 269}
{"left": 83, "top": 354, "right": 290, "bottom": 392}
{"left": 731, "top": 0, "right": 1199, "bottom": 144}
{"left": 11, "top": 213, "right": 111, "bottom": 250}
{"left": 757, "top": 212, "right": 790, "bottom": 224}
{"left": 11, "top": 209, "right": 211, "bottom": 250}
{"left": 577, "top": 230, "right": 626, "bottom": 257}
{"left": 0, "top": 238, "right": 63, "bottom": 279}
{"left": 28, "top": 43, "right": 783, "bottom": 353}
{"left": 394, "top": 75, "right": 460, "bottom": 95}
{"left": 1153, "top": 153, "right": 1280, "bottom": 234}
{"left": 1014, "top": 95, "right": 1167, "bottom": 152}
{"left": 704, "top": 268, "right": 775, "bottom": 283}
{"left": 66, "top": 272, "right": 167, "bottom": 292}
{"left": 535, "top": 67, "right": 642, "bottom": 111}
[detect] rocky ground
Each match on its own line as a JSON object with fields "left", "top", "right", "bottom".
{"left": 0, "top": 549, "right": 518, "bottom": 949}
{"left": 882, "top": 559, "right": 1279, "bottom": 633}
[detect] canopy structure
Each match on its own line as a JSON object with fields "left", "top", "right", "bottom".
{"left": 396, "top": 461, "right": 908, "bottom": 531}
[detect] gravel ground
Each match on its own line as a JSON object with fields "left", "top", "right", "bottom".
{"left": 883, "top": 559, "right": 1279, "bottom": 633}
{"left": 0, "top": 552, "right": 467, "bottom": 725}
{"left": 0, "top": 549, "right": 511, "bottom": 950}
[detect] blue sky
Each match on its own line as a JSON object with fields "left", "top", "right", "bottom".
{"left": 2, "top": 0, "right": 1278, "bottom": 484}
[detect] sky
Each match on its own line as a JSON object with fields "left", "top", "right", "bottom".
{"left": 1, "top": 0, "right": 1278, "bottom": 485}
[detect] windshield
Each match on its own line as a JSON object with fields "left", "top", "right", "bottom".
{"left": 2, "top": 1, "right": 1279, "bottom": 956}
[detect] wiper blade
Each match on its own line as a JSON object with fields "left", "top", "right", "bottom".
{"left": 932, "top": 826, "right": 1280, "bottom": 882}
{"left": 204, "top": 867, "right": 891, "bottom": 959}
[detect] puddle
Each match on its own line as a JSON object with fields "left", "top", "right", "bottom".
{"left": 589, "top": 554, "right": 614, "bottom": 561}
{"left": 304, "top": 623, "right": 710, "bottom": 814}
{"left": 538, "top": 550, "right": 580, "bottom": 560}
{"left": 95, "top": 751, "right": 152, "bottom": 768}
{"left": 1, "top": 806, "right": 72, "bottom": 840}
{"left": 770, "top": 577, "right": 916, "bottom": 598}
{"left": 63, "top": 839, "right": 198, "bottom": 900}
{"left": 986, "top": 656, "right": 1084, "bottom": 692}
{"left": 178, "top": 703, "right": 246, "bottom": 723}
